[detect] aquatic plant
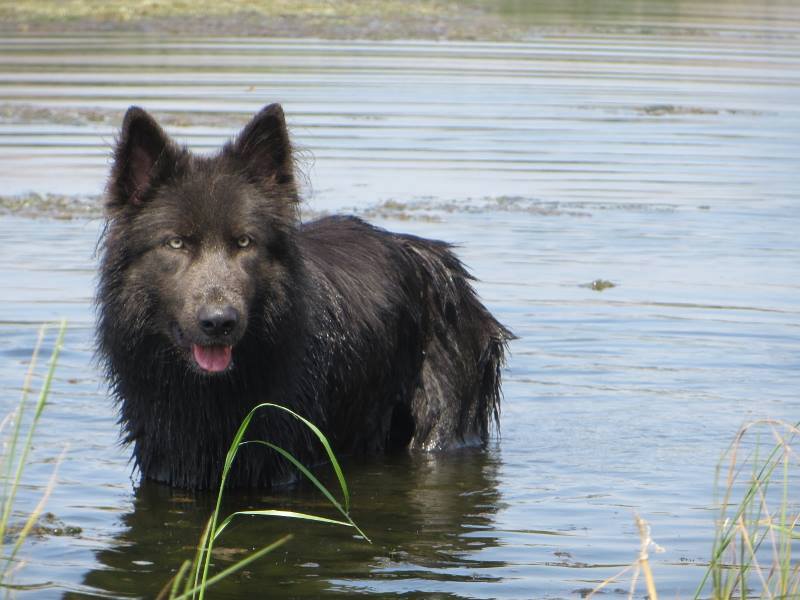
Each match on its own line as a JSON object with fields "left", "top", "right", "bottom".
{"left": 0, "top": 320, "right": 67, "bottom": 586}
{"left": 587, "top": 513, "right": 663, "bottom": 599}
{"left": 695, "top": 420, "right": 800, "bottom": 600}
{"left": 160, "top": 403, "right": 369, "bottom": 600}
{"left": 589, "top": 420, "right": 800, "bottom": 600}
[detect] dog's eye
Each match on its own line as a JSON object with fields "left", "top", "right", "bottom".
{"left": 237, "top": 235, "right": 252, "bottom": 249}
{"left": 167, "top": 237, "right": 184, "bottom": 250}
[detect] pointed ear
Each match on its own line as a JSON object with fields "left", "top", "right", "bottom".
{"left": 230, "top": 103, "right": 295, "bottom": 186}
{"left": 108, "top": 106, "right": 177, "bottom": 208}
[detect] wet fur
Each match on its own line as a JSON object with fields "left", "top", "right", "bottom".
{"left": 97, "top": 103, "right": 512, "bottom": 489}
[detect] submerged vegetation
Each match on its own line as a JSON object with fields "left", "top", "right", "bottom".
{"left": 0, "top": 192, "right": 102, "bottom": 220}
{"left": 698, "top": 420, "right": 800, "bottom": 599}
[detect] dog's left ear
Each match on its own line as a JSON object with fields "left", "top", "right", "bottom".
{"left": 230, "top": 103, "right": 295, "bottom": 187}
{"left": 108, "top": 106, "right": 179, "bottom": 209}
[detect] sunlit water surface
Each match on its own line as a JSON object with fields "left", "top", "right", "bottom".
{"left": 1, "top": 3, "right": 799, "bottom": 598}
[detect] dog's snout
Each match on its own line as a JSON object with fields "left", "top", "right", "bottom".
{"left": 198, "top": 305, "right": 240, "bottom": 337}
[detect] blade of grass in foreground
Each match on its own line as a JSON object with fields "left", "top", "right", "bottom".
{"left": 241, "top": 440, "right": 370, "bottom": 541}
{"left": 0, "top": 320, "right": 67, "bottom": 585}
{"left": 6, "top": 446, "right": 68, "bottom": 572}
{"left": 252, "top": 403, "right": 351, "bottom": 513}
{"left": 166, "top": 534, "right": 292, "bottom": 600}
{"left": 191, "top": 402, "right": 367, "bottom": 600}
{"left": 1, "top": 326, "right": 45, "bottom": 523}
{"left": 216, "top": 510, "right": 353, "bottom": 535}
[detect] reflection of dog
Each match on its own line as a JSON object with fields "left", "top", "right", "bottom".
{"left": 96, "top": 103, "right": 511, "bottom": 489}
{"left": 82, "top": 451, "right": 503, "bottom": 597}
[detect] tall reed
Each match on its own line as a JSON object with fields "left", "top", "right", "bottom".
{"left": 695, "top": 420, "right": 799, "bottom": 599}
{"left": 0, "top": 320, "right": 67, "bottom": 586}
{"left": 589, "top": 420, "right": 799, "bottom": 600}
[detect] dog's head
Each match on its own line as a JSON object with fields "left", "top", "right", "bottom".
{"left": 103, "top": 104, "right": 300, "bottom": 375}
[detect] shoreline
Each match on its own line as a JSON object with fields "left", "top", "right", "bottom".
{"left": 0, "top": 2, "right": 522, "bottom": 41}
{"left": 3, "top": 1, "right": 795, "bottom": 42}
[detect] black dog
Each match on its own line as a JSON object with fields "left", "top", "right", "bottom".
{"left": 97, "top": 103, "right": 511, "bottom": 489}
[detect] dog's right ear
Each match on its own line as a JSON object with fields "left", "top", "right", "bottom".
{"left": 229, "top": 103, "right": 295, "bottom": 187}
{"left": 108, "top": 106, "right": 177, "bottom": 209}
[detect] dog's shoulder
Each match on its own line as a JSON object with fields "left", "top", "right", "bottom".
{"left": 297, "top": 214, "right": 395, "bottom": 268}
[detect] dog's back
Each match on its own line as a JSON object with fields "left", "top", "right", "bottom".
{"left": 298, "top": 215, "right": 511, "bottom": 455}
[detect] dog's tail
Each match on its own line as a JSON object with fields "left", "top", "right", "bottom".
{"left": 400, "top": 235, "right": 513, "bottom": 450}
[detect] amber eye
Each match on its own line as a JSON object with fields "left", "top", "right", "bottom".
{"left": 237, "top": 235, "right": 252, "bottom": 248}
{"left": 167, "top": 237, "right": 184, "bottom": 250}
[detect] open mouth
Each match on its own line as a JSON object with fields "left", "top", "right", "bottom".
{"left": 191, "top": 344, "right": 233, "bottom": 373}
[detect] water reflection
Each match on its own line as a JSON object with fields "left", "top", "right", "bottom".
{"left": 74, "top": 450, "right": 504, "bottom": 598}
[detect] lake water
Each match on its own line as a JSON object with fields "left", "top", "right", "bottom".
{"left": 1, "top": 2, "right": 799, "bottom": 598}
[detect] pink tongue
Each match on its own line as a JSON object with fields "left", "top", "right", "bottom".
{"left": 192, "top": 344, "right": 232, "bottom": 373}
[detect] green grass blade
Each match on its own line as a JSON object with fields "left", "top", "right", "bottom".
{"left": 196, "top": 408, "right": 257, "bottom": 600}
{"left": 187, "top": 518, "right": 212, "bottom": 598}
{"left": 780, "top": 451, "right": 791, "bottom": 597}
{"left": 240, "top": 440, "right": 370, "bottom": 542}
{"left": 195, "top": 401, "right": 368, "bottom": 597}
{"left": 217, "top": 510, "right": 353, "bottom": 531}
{"left": 1, "top": 325, "right": 46, "bottom": 532}
{"left": 770, "top": 525, "right": 800, "bottom": 540}
{"left": 174, "top": 535, "right": 292, "bottom": 600}
{"left": 6, "top": 445, "right": 67, "bottom": 572}
{"left": 0, "top": 324, "right": 46, "bottom": 548}
{"left": 240, "top": 440, "right": 344, "bottom": 513}
{"left": 0, "top": 319, "right": 65, "bottom": 582}
{"left": 157, "top": 559, "right": 190, "bottom": 600}
{"left": 694, "top": 422, "right": 800, "bottom": 599}
{"left": 694, "top": 436, "right": 787, "bottom": 599}
{"left": 249, "top": 403, "right": 350, "bottom": 513}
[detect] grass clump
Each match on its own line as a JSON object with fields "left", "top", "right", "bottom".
{"left": 0, "top": 320, "right": 67, "bottom": 587}
{"left": 695, "top": 420, "right": 800, "bottom": 599}
{"left": 589, "top": 420, "right": 800, "bottom": 600}
{"left": 159, "top": 402, "right": 369, "bottom": 600}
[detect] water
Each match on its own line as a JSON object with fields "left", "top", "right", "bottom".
{"left": 1, "top": 2, "right": 800, "bottom": 597}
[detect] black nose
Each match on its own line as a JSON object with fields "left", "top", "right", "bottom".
{"left": 198, "top": 305, "right": 239, "bottom": 337}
